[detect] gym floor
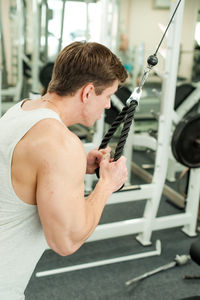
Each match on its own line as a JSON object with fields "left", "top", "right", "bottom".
{"left": 25, "top": 227, "right": 200, "bottom": 300}
{"left": 25, "top": 151, "right": 200, "bottom": 300}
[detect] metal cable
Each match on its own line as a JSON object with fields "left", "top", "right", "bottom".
{"left": 154, "top": 0, "right": 182, "bottom": 56}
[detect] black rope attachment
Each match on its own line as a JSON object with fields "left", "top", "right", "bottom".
{"left": 95, "top": 99, "right": 138, "bottom": 181}
{"left": 114, "top": 100, "right": 138, "bottom": 161}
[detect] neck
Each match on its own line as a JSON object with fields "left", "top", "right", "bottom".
{"left": 41, "top": 92, "right": 82, "bottom": 127}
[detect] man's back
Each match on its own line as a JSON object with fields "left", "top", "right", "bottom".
{"left": 0, "top": 101, "right": 62, "bottom": 299}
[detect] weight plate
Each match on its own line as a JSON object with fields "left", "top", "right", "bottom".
{"left": 174, "top": 83, "right": 195, "bottom": 110}
{"left": 171, "top": 113, "right": 200, "bottom": 168}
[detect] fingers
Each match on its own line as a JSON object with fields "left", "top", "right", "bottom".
{"left": 99, "top": 154, "right": 128, "bottom": 192}
{"left": 96, "top": 147, "right": 126, "bottom": 166}
{"left": 102, "top": 153, "right": 110, "bottom": 160}
{"left": 87, "top": 147, "right": 112, "bottom": 174}
{"left": 115, "top": 156, "right": 128, "bottom": 181}
{"left": 98, "top": 147, "right": 111, "bottom": 162}
{"left": 116, "top": 155, "right": 126, "bottom": 162}
{"left": 99, "top": 146, "right": 111, "bottom": 156}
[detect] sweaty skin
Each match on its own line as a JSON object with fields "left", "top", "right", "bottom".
{"left": 11, "top": 80, "right": 128, "bottom": 256}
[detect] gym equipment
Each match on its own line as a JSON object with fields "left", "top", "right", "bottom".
{"left": 96, "top": 0, "right": 182, "bottom": 174}
{"left": 180, "top": 297, "right": 200, "bottom": 300}
{"left": 167, "top": 80, "right": 200, "bottom": 182}
{"left": 105, "top": 86, "right": 131, "bottom": 125}
{"left": 0, "top": 0, "right": 24, "bottom": 102}
{"left": 184, "top": 275, "right": 200, "bottom": 280}
{"left": 39, "top": 62, "right": 54, "bottom": 91}
{"left": 0, "top": 65, "right": 1, "bottom": 117}
{"left": 179, "top": 240, "right": 200, "bottom": 299}
{"left": 95, "top": 0, "right": 183, "bottom": 188}
{"left": 174, "top": 82, "right": 200, "bottom": 124}
{"left": 36, "top": 240, "right": 161, "bottom": 277}
{"left": 190, "top": 239, "right": 200, "bottom": 266}
{"left": 36, "top": 1, "right": 200, "bottom": 278}
{"left": 174, "top": 83, "right": 196, "bottom": 111}
{"left": 95, "top": 87, "right": 142, "bottom": 190}
{"left": 26, "top": 0, "right": 57, "bottom": 93}
{"left": 125, "top": 254, "right": 190, "bottom": 286}
{"left": 95, "top": 87, "right": 142, "bottom": 180}
{"left": 0, "top": 4, "right": 2, "bottom": 116}
{"left": 172, "top": 113, "right": 200, "bottom": 168}
{"left": 131, "top": 161, "right": 186, "bottom": 209}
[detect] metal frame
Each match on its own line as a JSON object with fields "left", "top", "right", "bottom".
{"left": 0, "top": 63, "right": 2, "bottom": 117}
{"left": 1, "top": 0, "right": 24, "bottom": 102}
{"left": 174, "top": 82, "right": 200, "bottom": 122}
{"left": 36, "top": 240, "right": 161, "bottom": 277}
{"left": 136, "top": 0, "right": 186, "bottom": 245}
{"left": 0, "top": 2, "right": 2, "bottom": 117}
{"left": 31, "top": 0, "right": 41, "bottom": 93}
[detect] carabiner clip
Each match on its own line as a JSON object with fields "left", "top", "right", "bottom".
{"left": 126, "top": 87, "right": 142, "bottom": 106}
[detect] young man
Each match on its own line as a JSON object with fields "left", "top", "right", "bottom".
{"left": 0, "top": 41, "right": 128, "bottom": 299}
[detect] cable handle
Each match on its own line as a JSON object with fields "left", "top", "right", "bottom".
{"left": 95, "top": 105, "right": 128, "bottom": 178}
{"left": 95, "top": 87, "right": 140, "bottom": 179}
{"left": 95, "top": 99, "right": 138, "bottom": 192}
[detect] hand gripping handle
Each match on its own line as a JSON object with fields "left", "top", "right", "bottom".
{"left": 95, "top": 162, "right": 124, "bottom": 192}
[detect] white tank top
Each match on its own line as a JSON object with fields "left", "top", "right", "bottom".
{"left": 0, "top": 100, "right": 63, "bottom": 300}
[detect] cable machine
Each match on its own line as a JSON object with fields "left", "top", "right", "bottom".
{"left": 35, "top": 0, "right": 200, "bottom": 278}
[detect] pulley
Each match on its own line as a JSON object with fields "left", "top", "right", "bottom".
{"left": 171, "top": 114, "right": 200, "bottom": 168}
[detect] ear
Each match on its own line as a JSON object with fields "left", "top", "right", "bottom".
{"left": 81, "top": 83, "right": 95, "bottom": 104}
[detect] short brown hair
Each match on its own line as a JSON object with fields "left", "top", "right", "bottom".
{"left": 48, "top": 41, "right": 128, "bottom": 96}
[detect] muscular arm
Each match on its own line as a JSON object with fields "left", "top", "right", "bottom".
{"left": 36, "top": 121, "right": 113, "bottom": 256}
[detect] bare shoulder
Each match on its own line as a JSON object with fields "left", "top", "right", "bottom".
{"left": 27, "top": 118, "right": 83, "bottom": 149}
{"left": 29, "top": 118, "right": 82, "bottom": 145}
{"left": 23, "top": 118, "right": 86, "bottom": 169}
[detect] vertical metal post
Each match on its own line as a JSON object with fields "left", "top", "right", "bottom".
{"left": 15, "top": 0, "right": 24, "bottom": 101}
{"left": 0, "top": 1, "right": 2, "bottom": 116}
{"left": 109, "top": 0, "right": 115, "bottom": 51}
{"left": 43, "top": 0, "right": 49, "bottom": 63}
{"left": 0, "top": 71, "right": 1, "bottom": 116}
{"left": 58, "top": 0, "right": 66, "bottom": 53}
{"left": 137, "top": 0, "right": 185, "bottom": 245}
{"left": 100, "top": 0, "right": 109, "bottom": 46}
{"left": 115, "top": 0, "right": 120, "bottom": 53}
{"left": 85, "top": 0, "right": 90, "bottom": 41}
{"left": 32, "top": 0, "right": 41, "bottom": 93}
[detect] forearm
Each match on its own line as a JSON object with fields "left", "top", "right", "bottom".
{"left": 44, "top": 179, "right": 113, "bottom": 256}
{"left": 66, "top": 160, "right": 126, "bottom": 249}
{"left": 83, "top": 178, "right": 113, "bottom": 239}
{"left": 67, "top": 179, "right": 112, "bottom": 249}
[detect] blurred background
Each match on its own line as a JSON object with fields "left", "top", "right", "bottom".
{"left": 0, "top": 0, "right": 199, "bottom": 111}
